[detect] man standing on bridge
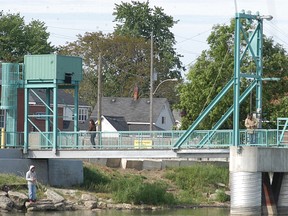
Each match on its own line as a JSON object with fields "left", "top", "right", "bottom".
{"left": 245, "top": 113, "right": 258, "bottom": 144}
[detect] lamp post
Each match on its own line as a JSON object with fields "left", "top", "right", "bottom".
{"left": 149, "top": 78, "right": 178, "bottom": 131}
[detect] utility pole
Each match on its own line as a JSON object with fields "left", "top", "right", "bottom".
{"left": 149, "top": 32, "right": 153, "bottom": 131}
{"left": 97, "top": 53, "right": 102, "bottom": 132}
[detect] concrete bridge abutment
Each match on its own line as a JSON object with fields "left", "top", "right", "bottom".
{"left": 230, "top": 146, "right": 288, "bottom": 215}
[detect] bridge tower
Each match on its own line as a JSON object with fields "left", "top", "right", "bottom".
{"left": 173, "top": 11, "right": 271, "bottom": 149}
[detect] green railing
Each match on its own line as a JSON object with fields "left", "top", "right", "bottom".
{"left": 1, "top": 129, "right": 281, "bottom": 150}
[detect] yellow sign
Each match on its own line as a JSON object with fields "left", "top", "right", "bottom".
{"left": 134, "top": 140, "right": 153, "bottom": 149}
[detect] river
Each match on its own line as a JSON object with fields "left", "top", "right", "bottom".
{"left": 2, "top": 208, "right": 230, "bottom": 216}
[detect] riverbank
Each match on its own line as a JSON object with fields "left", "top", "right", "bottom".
{"left": 0, "top": 162, "right": 230, "bottom": 213}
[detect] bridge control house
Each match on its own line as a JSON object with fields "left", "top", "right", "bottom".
{"left": 0, "top": 54, "right": 84, "bottom": 149}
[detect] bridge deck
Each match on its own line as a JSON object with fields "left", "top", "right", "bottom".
{"left": 26, "top": 148, "right": 230, "bottom": 159}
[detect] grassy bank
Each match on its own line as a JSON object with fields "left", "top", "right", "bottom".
{"left": 0, "top": 162, "right": 230, "bottom": 206}
{"left": 80, "top": 162, "right": 230, "bottom": 206}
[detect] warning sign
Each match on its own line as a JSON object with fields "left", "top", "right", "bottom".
{"left": 134, "top": 140, "right": 153, "bottom": 149}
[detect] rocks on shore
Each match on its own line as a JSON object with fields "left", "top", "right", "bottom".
{"left": 0, "top": 187, "right": 163, "bottom": 213}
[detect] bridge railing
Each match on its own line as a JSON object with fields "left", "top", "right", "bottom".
{"left": 1, "top": 129, "right": 281, "bottom": 150}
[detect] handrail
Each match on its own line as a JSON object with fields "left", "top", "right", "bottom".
{"left": 2, "top": 129, "right": 280, "bottom": 150}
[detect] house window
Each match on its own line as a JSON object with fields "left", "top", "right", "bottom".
{"left": 71, "top": 108, "right": 89, "bottom": 122}
{"left": 0, "top": 110, "right": 4, "bottom": 127}
{"left": 35, "top": 112, "right": 46, "bottom": 120}
{"left": 79, "top": 108, "right": 88, "bottom": 121}
{"left": 161, "top": 116, "right": 166, "bottom": 124}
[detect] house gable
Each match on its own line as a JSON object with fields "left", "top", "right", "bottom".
{"left": 90, "top": 97, "right": 175, "bottom": 131}
{"left": 103, "top": 116, "right": 129, "bottom": 131}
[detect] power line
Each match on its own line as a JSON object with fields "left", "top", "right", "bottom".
{"left": 47, "top": 25, "right": 113, "bottom": 33}
{"left": 264, "top": 21, "right": 288, "bottom": 48}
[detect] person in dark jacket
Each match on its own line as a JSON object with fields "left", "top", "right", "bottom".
{"left": 88, "top": 119, "right": 96, "bottom": 147}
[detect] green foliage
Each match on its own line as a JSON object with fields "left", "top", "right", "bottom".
{"left": 59, "top": 1, "right": 183, "bottom": 107}
{"left": 165, "top": 164, "right": 229, "bottom": 204}
{"left": 0, "top": 12, "right": 54, "bottom": 62}
{"left": 81, "top": 164, "right": 112, "bottom": 192}
{"left": 215, "top": 189, "right": 230, "bottom": 202}
{"left": 0, "top": 173, "right": 26, "bottom": 185}
{"left": 0, "top": 173, "right": 46, "bottom": 199}
{"left": 111, "top": 175, "right": 175, "bottom": 205}
{"left": 113, "top": 1, "right": 184, "bottom": 79}
{"left": 80, "top": 164, "right": 175, "bottom": 205}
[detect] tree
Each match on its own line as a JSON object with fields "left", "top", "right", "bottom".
{"left": 59, "top": 32, "right": 152, "bottom": 107}
{"left": 0, "top": 12, "right": 54, "bottom": 62}
{"left": 113, "top": 1, "right": 183, "bottom": 81}
{"left": 177, "top": 19, "right": 288, "bottom": 130}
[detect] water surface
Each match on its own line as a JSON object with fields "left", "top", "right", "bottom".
{"left": 3, "top": 208, "right": 230, "bottom": 216}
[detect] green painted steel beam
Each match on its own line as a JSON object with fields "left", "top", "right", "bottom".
{"left": 24, "top": 83, "right": 57, "bottom": 88}
{"left": 24, "top": 84, "right": 29, "bottom": 154}
{"left": 173, "top": 79, "right": 234, "bottom": 149}
{"left": 233, "top": 13, "right": 242, "bottom": 147}
{"left": 74, "top": 84, "right": 79, "bottom": 147}
{"left": 52, "top": 85, "right": 58, "bottom": 154}
{"left": 197, "top": 80, "right": 257, "bottom": 148}
{"left": 277, "top": 118, "right": 288, "bottom": 145}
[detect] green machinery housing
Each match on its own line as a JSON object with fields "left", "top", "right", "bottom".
{"left": 1, "top": 54, "right": 82, "bottom": 153}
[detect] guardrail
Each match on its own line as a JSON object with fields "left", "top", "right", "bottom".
{"left": 1, "top": 129, "right": 281, "bottom": 150}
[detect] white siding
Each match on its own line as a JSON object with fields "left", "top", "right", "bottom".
{"left": 101, "top": 117, "right": 119, "bottom": 137}
{"left": 63, "top": 106, "right": 73, "bottom": 121}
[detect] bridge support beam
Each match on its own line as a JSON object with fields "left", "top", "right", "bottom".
{"left": 230, "top": 146, "right": 288, "bottom": 215}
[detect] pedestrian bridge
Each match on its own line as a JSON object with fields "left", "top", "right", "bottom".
{"left": 2, "top": 128, "right": 285, "bottom": 159}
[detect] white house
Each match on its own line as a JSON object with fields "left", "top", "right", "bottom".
{"left": 90, "top": 97, "right": 175, "bottom": 131}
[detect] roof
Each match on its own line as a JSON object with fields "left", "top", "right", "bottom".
{"left": 29, "top": 89, "right": 88, "bottom": 106}
{"left": 104, "top": 116, "right": 129, "bottom": 131}
{"left": 172, "top": 109, "right": 182, "bottom": 122}
{"left": 90, "top": 97, "right": 170, "bottom": 123}
{"left": 128, "top": 124, "right": 164, "bottom": 131}
{"left": 63, "top": 120, "right": 88, "bottom": 131}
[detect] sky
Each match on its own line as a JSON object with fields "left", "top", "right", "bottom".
{"left": 2, "top": 0, "right": 288, "bottom": 76}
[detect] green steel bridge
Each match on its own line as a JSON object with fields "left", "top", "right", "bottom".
{"left": 2, "top": 117, "right": 288, "bottom": 159}
{"left": 1, "top": 11, "right": 287, "bottom": 161}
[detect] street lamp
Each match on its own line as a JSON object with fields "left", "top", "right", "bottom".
{"left": 258, "top": 15, "right": 273, "bottom": 21}
{"left": 149, "top": 78, "right": 178, "bottom": 131}
{"left": 153, "top": 78, "right": 178, "bottom": 95}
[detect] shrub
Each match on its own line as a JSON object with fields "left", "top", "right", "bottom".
{"left": 81, "top": 164, "right": 111, "bottom": 192}
{"left": 164, "top": 163, "right": 229, "bottom": 204}
{"left": 111, "top": 175, "right": 175, "bottom": 205}
{"left": 215, "top": 189, "right": 230, "bottom": 202}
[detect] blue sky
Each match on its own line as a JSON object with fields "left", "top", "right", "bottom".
{"left": 2, "top": 0, "right": 288, "bottom": 75}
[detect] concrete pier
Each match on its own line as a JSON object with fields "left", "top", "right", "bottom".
{"left": 230, "top": 146, "right": 288, "bottom": 215}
